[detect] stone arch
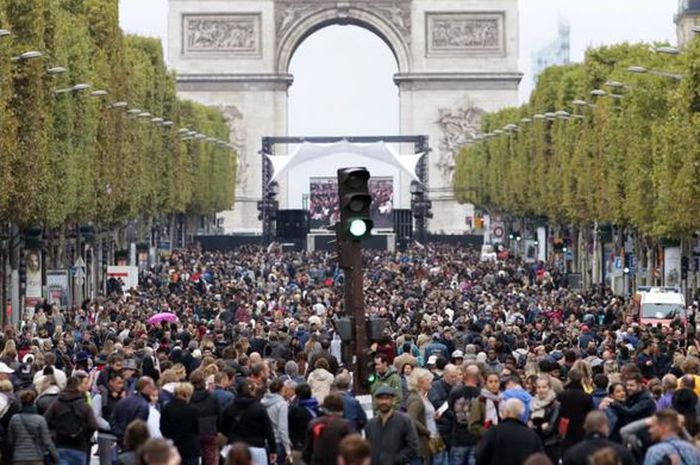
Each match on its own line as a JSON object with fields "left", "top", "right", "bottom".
{"left": 276, "top": 4, "right": 411, "bottom": 74}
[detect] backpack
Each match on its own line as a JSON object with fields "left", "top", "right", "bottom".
{"left": 54, "top": 402, "right": 85, "bottom": 440}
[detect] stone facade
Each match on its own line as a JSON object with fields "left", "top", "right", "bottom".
{"left": 167, "top": 0, "right": 521, "bottom": 234}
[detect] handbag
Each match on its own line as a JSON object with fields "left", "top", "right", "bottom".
{"left": 428, "top": 436, "right": 446, "bottom": 455}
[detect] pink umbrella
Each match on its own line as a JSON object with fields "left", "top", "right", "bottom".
{"left": 148, "top": 312, "right": 178, "bottom": 325}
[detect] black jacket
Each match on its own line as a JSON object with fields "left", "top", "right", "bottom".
{"left": 562, "top": 433, "right": 637, "bottom": 465}
{"left": 610, "top": 389, "right": 656, "bottom": 428}
{"left": 190, "top": 389, "right": 220, "bottom": 436}
{"left": 557, "top": 383, "right": 594, "bottom": 450}
{"left": 44, "top": 390, "right": 99, "bottom": 451}
{"left": 302, "top": 414, "right": 352, "bottom": 465}
{"left": 475, "top": 418, "right": 544, "bottom": 465}
{"left": 428, "top": 379, "right": 454, "bottom": 447}
{"left": 219, "top": 396, "right": 276, "bottom": 451}
{"left": 160, "top": 399, "right": 200, "bottom": 459}
{"left": 289, "top": 404, "right": 315, "bottom": 451}
{"left": 365, "top": 411, "right": 418, "bottom": 465}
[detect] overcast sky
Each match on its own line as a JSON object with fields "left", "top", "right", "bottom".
{"left": 119, "top": 0, "right": 677, "bottom": 136}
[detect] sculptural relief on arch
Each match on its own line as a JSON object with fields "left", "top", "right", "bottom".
{"left": 167, "top": 0, "right": 522, "bottom": 234}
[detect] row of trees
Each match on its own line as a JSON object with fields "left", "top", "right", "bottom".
{"left": 0, "top": 0, "right": 236, "bottom": 231}
{"left": 454, "top": 39, "right": 700, "bottom": 241}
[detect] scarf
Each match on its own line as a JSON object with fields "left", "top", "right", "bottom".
{"left": 530, "top": 390, "right": 556, "bottom": 420}
{"left": 480, "top": 389, "right": 500, "bottom": 426}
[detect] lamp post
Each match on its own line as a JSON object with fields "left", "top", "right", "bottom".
{"left": 627, "top": 66, "right": 684, "bottom": 81}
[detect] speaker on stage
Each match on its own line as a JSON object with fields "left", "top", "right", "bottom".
{"left": 276, "top": 210, "right": 309, "bottom": 239}
{"left": 393, "top": 209, "right": 413, "bottom": 240}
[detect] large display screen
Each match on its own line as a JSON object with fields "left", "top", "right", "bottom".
{"left": 308, "top": 177, "right": 394, "bottom": 230}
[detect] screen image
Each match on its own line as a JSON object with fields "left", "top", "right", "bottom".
{"left": 308, "top": 177, "right": 394, "bottom": 230}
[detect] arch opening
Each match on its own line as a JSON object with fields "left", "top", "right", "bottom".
{"left": 287, "top": 24, "right": 399, "bottom": 137}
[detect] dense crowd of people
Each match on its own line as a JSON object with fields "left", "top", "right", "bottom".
{"left": 0, "top": 244, "right": 699, "bottom": 465}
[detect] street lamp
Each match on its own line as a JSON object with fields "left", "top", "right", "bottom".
{"left": 605, "top": 80, "right": 626, "bottom": 89}
{"left": 653, "top": 46, "right": 680, "bottom": 55}
{"left": 71, "top": 83, "right": 91, "bottom": 92}
{"left": 46, "top": 66, "right": 66, "bottom": 75}
{"left": 11, "top": 50, "right": 42, "bottom": 62}
{"left": 627, "top": 65, "right": 683, "bottom": 81}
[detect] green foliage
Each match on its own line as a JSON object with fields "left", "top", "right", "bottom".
{"left": 454, "top": 41, "right": 697, "bottom": 240}
{"left": 0, "top": 0, "right": 236, "bottom": 228}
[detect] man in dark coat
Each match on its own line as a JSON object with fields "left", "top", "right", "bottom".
{"left": 110, "top": 376, "right": 156, "bottom": 446}
{"left": 562, "top": 411, "right": 636, "bottom": 465}
{"left": 557, "top": 368, "right": 594, "bottom": 451}
{"left": 44, "top": 372, "right": 100, "bottom": 465}
{"left": 475, "top": 398, "right": 543, "bottom": 465}
{"left": 365, "top": 386, "right": 418, "bottom": 465}
{"left": 609, "top": 372, "right": 656, "bottom": 431}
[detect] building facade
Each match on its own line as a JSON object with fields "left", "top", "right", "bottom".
{"left": 167, "top": 0, "right": 522, "bottom": 234}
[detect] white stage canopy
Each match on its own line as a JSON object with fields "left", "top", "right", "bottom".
{"left": 264, "top": 140, "right": 425, "bottom": 184}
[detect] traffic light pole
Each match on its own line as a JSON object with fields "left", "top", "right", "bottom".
{"left": 343, "top": 238, "right": 369, "bottom": 395}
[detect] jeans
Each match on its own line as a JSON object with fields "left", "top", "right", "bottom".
{"left": 57, "top": 449, "right": 87, "bottom": 465}
{"left": 433, "top": 451, "right": 449, "bottom": 465}
{"left": 449, "top": 446, "right": 475, "bottom": 465}
{"left": 275, "top": 443, "right": 287, "bottom": 465}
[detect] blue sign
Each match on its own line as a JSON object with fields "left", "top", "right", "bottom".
{"left": 614, "top": 257, "right": 622, "bottom": 270}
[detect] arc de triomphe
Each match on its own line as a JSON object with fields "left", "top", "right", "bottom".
{"left": 168, "top": 0, "right": 522, "bottom": 234}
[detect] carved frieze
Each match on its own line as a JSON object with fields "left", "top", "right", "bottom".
{"left": 435, "top": 100, "right": 486, "bottom": 181}
{"left": 274, "top": 1, "right": 411, "bottom": 45}
{"left": 218, "top": 105, "right": 249, "bottom": 190}
{"left": 427, "top": 12, "right": 504, "bottom": 56}
{"left": 183, "top": 14, "right": 261, "bottom": 56}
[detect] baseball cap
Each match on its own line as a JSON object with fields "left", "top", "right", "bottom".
{"left": 0, "top": 362, "right": 14, "bottom": 374}
{"left": 451, "top": 350, "right": 464, "bottom": 359}
{"left": 427, "top": 355, "right": 438, "bottom": 365}
{"left": 374, "top": 385, "right": 396, "bottom": 397}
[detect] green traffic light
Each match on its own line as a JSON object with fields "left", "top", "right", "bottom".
{"left": 348, "top": 218, "right": 368, "bottom": 238}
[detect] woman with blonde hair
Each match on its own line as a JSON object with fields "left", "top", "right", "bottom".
{"left": 0, "top": 340, "right": 18, "bottom": 369}
{"left": 571, "top": 359, "right": 593, "bottom": 394}
{"left": 158, "top": 369, "right": 180, "bottom": 408}
{"left": 160, "top": 383, "right": 200, "bottom": 465}
{"left": 405, "top": 368, "right": 443, "bottom": 465}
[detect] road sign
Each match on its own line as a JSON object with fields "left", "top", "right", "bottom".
{"left": 615, "top": 257, "right": 622, "bottom": 269}
{"left": 74, "top": 256, "right": 86, "bottom": 269}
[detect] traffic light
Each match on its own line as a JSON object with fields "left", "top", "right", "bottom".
{"left": 337, "top": 167, "right": 373, "bottom": 241}
{"left": 24, "top": 226, "right": 42, "bottom": 249}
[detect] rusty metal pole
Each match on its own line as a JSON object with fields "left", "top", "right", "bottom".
{"left": 344, "top": 239, "right": 368, "bottom": 395}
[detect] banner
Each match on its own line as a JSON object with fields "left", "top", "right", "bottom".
{"left": 24, "top": 249, "right": 42, "bottom": 315}
{"left": 664, "top": 246, "right": 681, "bottom": 287}
{"left": 106, "top": 266, "right": 139, "bottom": 292}
{"left": 46, "top": 269, "right": 69, "bottom": 309}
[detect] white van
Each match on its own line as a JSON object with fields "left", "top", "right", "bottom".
{"left": 635, "top": 287, "right": 686, "bottom": 327}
